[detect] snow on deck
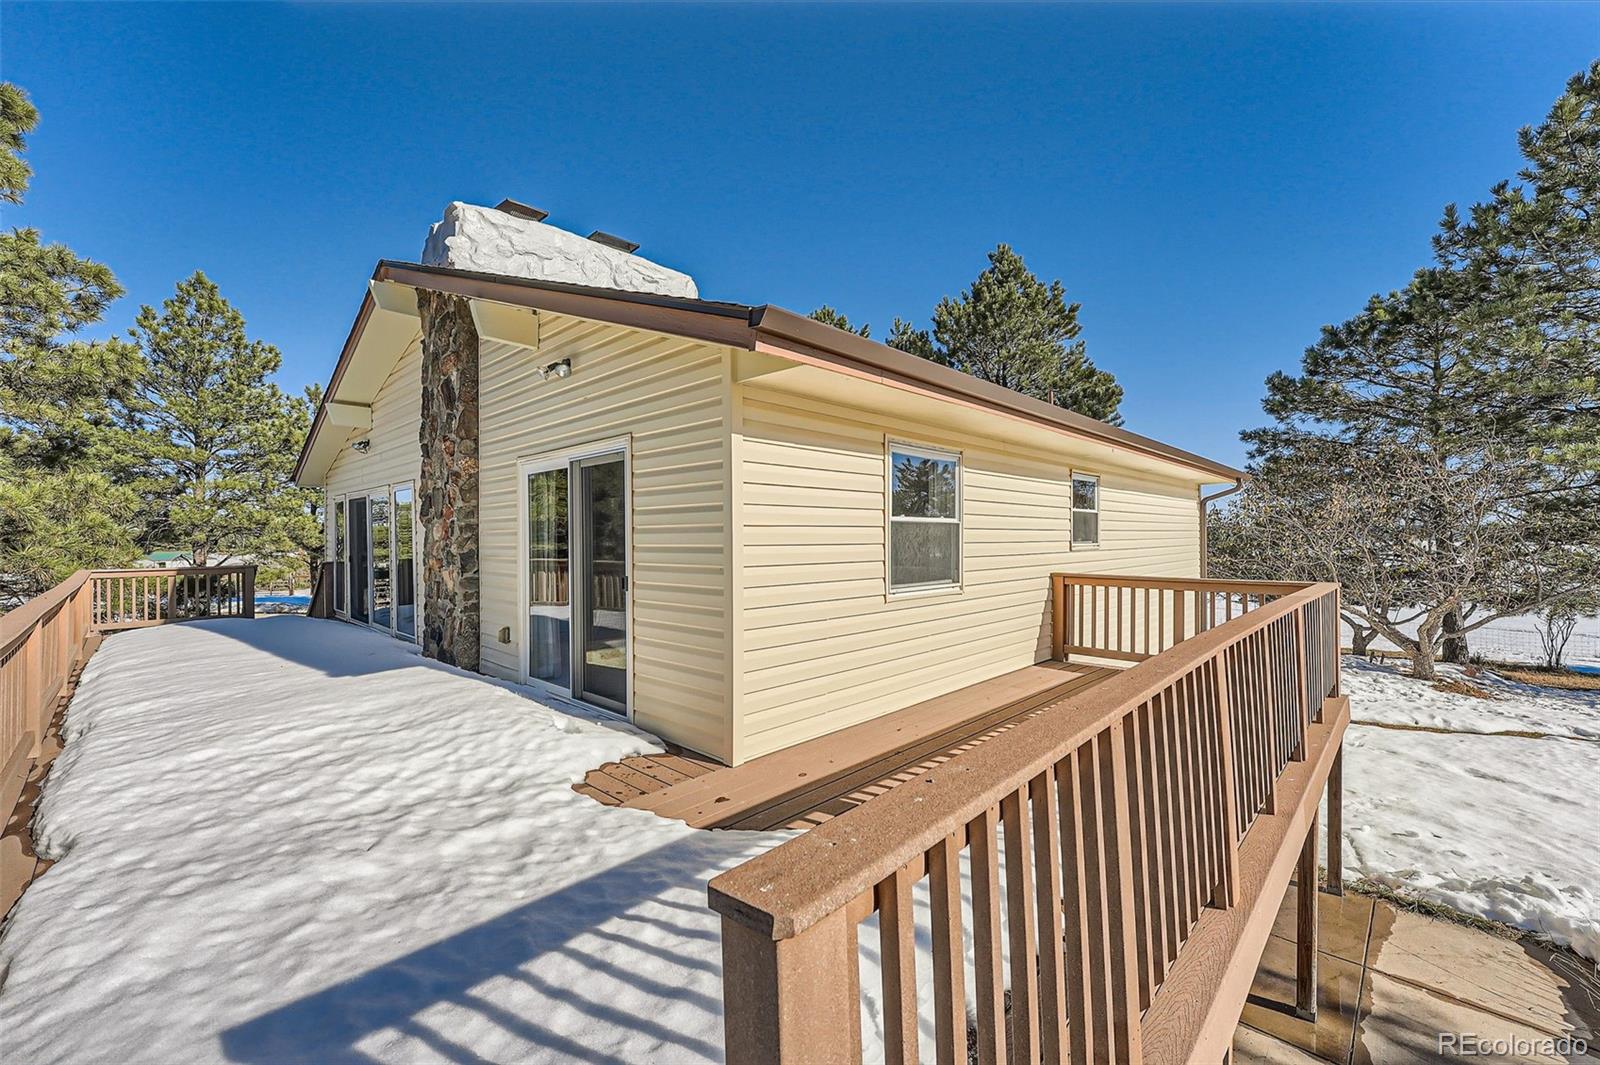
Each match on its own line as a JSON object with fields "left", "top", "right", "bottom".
{"left": 1, "top": 620, "right": 1596, "bottom": 1064}
{"left": 0, "top": 618, "right": 783, "bottom": 1064}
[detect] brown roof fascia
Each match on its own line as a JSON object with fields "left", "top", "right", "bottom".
{"left": 296, "top": 260, "right": 1243, "bottom": 485}
{"left": 750, "top": 306, "right": 1245, "bottom": 481}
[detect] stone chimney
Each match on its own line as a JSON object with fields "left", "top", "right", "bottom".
{"left": 422, "top": 201, "right": 698, "bottom": 298}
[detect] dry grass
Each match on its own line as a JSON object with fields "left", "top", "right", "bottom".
{"left": 1489, "top": 665, "right": 1600, "bottom": 692}
{"left": 1350, "top": 878, "right": 1525, "bottom": 941}
{"left": 1431, "top": 676, "right": 1497, "bottom": 699}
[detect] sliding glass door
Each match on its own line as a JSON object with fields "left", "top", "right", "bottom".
{"left": 524, "top": 449, "right": 628, "bottom": 715}
{"left": 334, "top": 484, "right": 416, "bottom": 641}
{"left": 370, "top": 491, "right": 392, "bottom": 629}
{"left": 527, "top": 466, "right": 571, "bottom": 689}
{"left": 348, "top": 495, "right": 369, "bottom": 623}
{"left": 576, "top": 456, "right": 627, "bottom": 710}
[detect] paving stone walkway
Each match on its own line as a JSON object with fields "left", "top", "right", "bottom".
{"left": 1235, "top": 883, "right": 1600, "bottom": 1064}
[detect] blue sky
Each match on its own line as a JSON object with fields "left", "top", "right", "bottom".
{"left": 3, "top": 2, "right": 1593, "bottom": 468}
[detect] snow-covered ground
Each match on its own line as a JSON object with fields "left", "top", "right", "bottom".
{"left": 1, "top": 619, "right": 1595, "bottom": 1064}
{"left": 1338, "top": 658, "right": 1600, "bottom": 960}
{"left": 0, "top": 618, "right": 785, "bottom": 1065}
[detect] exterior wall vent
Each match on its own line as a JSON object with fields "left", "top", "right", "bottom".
{"left": 494, "top": 198, "right": 550, "bottom": 222}
{"left": 588, "top": 231, "right": 641, "bottom": 254}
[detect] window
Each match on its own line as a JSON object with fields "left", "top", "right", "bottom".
{"left": 1072, "top": 473, "right": 1100, "bottom": 547}
{"left": 889, "top": 444, "right": 961, "bottom": 591}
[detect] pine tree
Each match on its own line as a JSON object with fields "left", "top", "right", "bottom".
{"left": 1238, "top": 63, "right": 1600, "bottom": 674}
{"left": 1435, "top": 60, "right": 1600, "bottom": 473}
{"left": 0, "top": 83, "right": 141, "bottom": 605}
{"left": 116, "top": 272, "right": 309, "bottom": 567}
{"left": 916, "top": 245, "right": 1123, "bottom": 423}
{"left": 808, "top": 305, "right": 870, "bottom": 337}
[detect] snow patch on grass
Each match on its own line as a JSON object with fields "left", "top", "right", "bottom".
{"left": 1340, "top": 659, "right": 1600, "bottom": 960}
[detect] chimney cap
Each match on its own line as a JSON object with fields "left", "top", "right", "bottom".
{"left": 495, "top": 198, "right": 549, "bottom": 222}
{"left": 588, "top": 230, "right": 641, "bottom": 254}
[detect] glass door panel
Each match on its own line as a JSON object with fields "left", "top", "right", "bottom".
{"left": 334, "top": 499, "right": 347, "bottom": 614}
{"left": 370, "top": 492, "right": 392, "bottom": 630}
{"left": 393, "top": 485, "right": 416, "bottom": 639}
{"left": 527, "top": 467, "right": 571, "bottom": 688}
{"left": 577, "top": 457, "right": 627, "bottom": 712}
{"left": 348, "top": 496, "right": 369, "bottom": 622}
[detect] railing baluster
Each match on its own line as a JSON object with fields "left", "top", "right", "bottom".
{"left": 1059, "top": 745, "right": 1098, "bottom": 1064}
{"left": 1002, "top": 787, "right": 1041, "bottom": 1064}
{"left": 930, "top": 833, "right": 967, "bottom": 1065}
{"left": 1124, "top": 703, "right": 1156, "bottom": 1009}
{"left": 1031, "top": 768, "right": 1069, "bottom": 1062}
{"left": 970, "top": 807, "right": 1006, "bottom": 1065}
{"left": 878, "top": 864, "right": 920, "bottom": 1064}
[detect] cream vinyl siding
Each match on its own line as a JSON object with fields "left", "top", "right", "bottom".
{"left": 478, "top": 312, "right": 734, "bottom": 761}
{"left": 323, "top": 336, "right": 425, "bottom": 554}
{"left": 735, "top": 386, "right": 1201, "bottom": 760}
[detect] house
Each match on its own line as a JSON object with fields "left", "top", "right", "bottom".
{"left": 137, "top": 550, "right": 252, "bottom": 569}
{"left": 294, "top": 200, "right": 1246, "bottom": 766}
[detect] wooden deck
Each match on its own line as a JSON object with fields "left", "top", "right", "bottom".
{"left": 575, "top": 660, "right": 1120, "bottom": 831}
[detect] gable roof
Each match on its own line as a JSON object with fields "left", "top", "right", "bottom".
{"left": 294, "top": 260, "right": 1246, "bottom": 485}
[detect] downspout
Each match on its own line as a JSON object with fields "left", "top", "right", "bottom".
{"left": 1197, "top": 477, "right": 1246, "bottom": 578}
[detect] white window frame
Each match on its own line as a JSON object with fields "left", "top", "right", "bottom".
{"left": 886, "top": 439, "right": 963, "bottom": 597}
{"left": 1070, "top": 471, "right": 1101, "bottom": 549}
{"left": 331, "top": 494, "right": 349, "bottom": 618}
{"left": 516, "top": 436, "right": 634, "bottom": 721}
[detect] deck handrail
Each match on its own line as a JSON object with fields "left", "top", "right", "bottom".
{"left": 709, "top": 574, "right": 1342, "bottom": 1064}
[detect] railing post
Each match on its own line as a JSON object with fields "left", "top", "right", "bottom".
{"left": 1296, "top": 807, "right": 1320, "bottom": 1022}
{"left": 23, "top": 618, "right": 43, "bottom": 758}
{"left": 242, "top": 565, "right": 257, "bottom": 619}
{"left": 1325, "top": 744, "right": 1344, "bottom": 898}
{"left": 716, "top": 908, "right": 861, "bottom": 1065}
{"left": 1052, "top": 574, "right": 1068, "bottom": 661}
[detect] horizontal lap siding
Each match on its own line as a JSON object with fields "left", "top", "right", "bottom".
{"left": 735, "top": 388, "right": 1201, "bottom": 760}
{"left": 478, "top": 313, "right": 733, "bottom": 761}
{"left": 324, "top": 337, "right": 425, "bottom": 539}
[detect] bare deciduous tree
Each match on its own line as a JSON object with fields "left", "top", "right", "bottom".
{"left": 1209, "top": 439, "right": 1598, "bottom": 679}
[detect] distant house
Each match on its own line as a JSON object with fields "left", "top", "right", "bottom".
{"left": 138, "top": 550, "right": 251, "bottom": 570}
{"left": 294, "top": 201, "right": 1245, "bottom": 766}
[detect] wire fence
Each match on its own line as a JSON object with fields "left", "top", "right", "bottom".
{"left": 1465, "top": 627, "right": 1600, "bottom": 668}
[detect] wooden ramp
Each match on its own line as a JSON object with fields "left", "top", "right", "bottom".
{"left": 576, "top": 660, "right": 1119, "bottom": 831}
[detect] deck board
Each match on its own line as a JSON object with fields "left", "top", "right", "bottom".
{"left": 573, "top": 660, "right": 1121, "bottom": 831}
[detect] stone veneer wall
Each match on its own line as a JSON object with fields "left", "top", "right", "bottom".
{"left": 416, "top": 289, "right": 481, "bottom": 671}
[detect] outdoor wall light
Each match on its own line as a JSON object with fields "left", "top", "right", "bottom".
{"left": 538, "top": 358, "right": 572, "bottom": 381}
{"left": 351, "top": 438, "right": 371, "bottom": 453}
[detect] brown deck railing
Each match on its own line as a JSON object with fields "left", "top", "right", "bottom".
{"left": 1, "top": 566, "right": 257, "bottom": 830}
{"left": 89, "top": 565, "right": 256, "bottom": 631}
{"left": 709, "top": 575, "right": 1344, "bottom": 1064}
{"left": 1051, "top": 573, "right": 1314, "bottom": 663}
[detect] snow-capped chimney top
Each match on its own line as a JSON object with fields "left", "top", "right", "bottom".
{"left": 422, "top": 201, "right": 698, "bottom": 299}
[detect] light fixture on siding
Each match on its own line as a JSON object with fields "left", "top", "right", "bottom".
{"left": 351, "top": 438, "right": 371, "bottom": 453}
{"left": 537, "top": 358, "right": 572, "bottom": 381}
